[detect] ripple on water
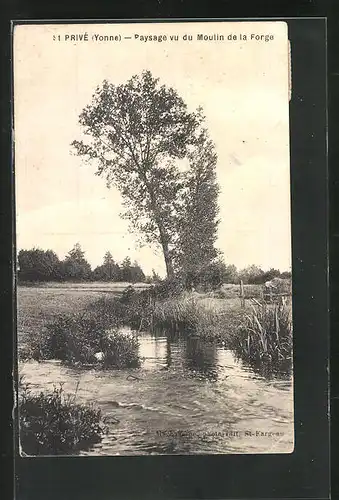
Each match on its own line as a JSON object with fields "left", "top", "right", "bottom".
{"left": 19, "top": 332, "right": 294, "bottom": 456}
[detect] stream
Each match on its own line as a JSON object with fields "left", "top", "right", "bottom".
{"left": 19, "top": 329, "right": 294, "bottom": 455}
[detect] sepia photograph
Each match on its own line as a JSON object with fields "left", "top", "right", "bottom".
{"left": 14, "top": 21, "right": 294, "bottom": 456}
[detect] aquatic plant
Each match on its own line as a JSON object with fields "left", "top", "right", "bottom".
{"left": 229, "top": 302, "right": 293, "bottom": 376}
{"left": 151, "top": 293, "right": 218, "bottom": 335}
{"left": 102, "top": 328, "right": 140, "bottom": 368}
{"left": 18, "top": 381, "right": 106, "bottom": 455}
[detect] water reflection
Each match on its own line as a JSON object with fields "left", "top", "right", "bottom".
{"left": 139, "top": 331, "right": 219, "bottom": 381}
{"left": 183, "top": 337, "right": 218, "bottom": 381}
{"left": 142, "top": 327, "right": 292, "bottom": 382}
{"left": 166, "top": 336, "right": 172, "bottom": 368}
{"left": 231, "top": 351, "right": 293, "bottom": 381}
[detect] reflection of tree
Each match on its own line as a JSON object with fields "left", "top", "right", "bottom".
{"left": 166, "top": 336, "right": 172, "bottom": 368}
{"left": 183, "top": 338, "right": 218, "bottom": 380}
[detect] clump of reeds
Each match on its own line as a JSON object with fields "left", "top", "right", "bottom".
{"left": 151, "top": 293, "right": 219, "bottom": 337}
{"left": 18, "top": 379, "right": 107, "bottom": 455}
{"left": 229, "top": 302, "right": 293, "bottom": 376}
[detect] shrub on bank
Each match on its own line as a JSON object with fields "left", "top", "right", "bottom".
{"left": 28, "top": 310, "right": 140, "bottom": 368}
{"left": 19, "top": 382, "right": 106, "bottom": 455}
{"left": 102, "top": 328, "right": 140, "bottom": 368}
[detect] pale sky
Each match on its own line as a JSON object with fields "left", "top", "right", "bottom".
{"left": 14, "top": 22, "right": 291, "bottom": 276}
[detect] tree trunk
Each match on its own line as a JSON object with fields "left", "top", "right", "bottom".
{"left": 156, "top": 221, "right": 174, "bottom": 279}
{"left": 142, "top": 172, "right": 175, "bottom": 280}
{"left": 161, "top": 238, "right": 175, "bottom": 280}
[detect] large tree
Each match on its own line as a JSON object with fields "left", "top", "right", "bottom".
{"left": 71, "top": 70, "right": 203, "bottom": 279}
{"left": 175, "top": 130, "right": 220, "bottom": 288}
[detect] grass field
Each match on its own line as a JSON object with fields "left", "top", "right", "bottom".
{"left": 16, "top": 283, "right": 243, "bottom": 347}
{"left": 17, "top": 286, "right": 109, "bottom": 346}
{"left": 17, "top": 282, "right": 260, "bottom": 341}
{"left": 18, "top": 281, "right": 151, "bottom": 292}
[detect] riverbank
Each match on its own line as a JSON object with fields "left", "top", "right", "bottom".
{"left": 16, "top": 285, "right": 293, "bottom": 455}
{"left": 17, "top": 284, "right": 292, "bottom": 377}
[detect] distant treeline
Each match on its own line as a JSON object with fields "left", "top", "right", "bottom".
{"left": 17, "top": 244, "right": 146, "bottom": 283}
{"left": 17, "top": 244, "right": 291, "bottom": 286}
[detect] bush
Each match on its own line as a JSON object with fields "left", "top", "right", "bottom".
{"left": 30, "top": 309, "right": 140, "bottom": 368}
{"left": 102, "top": 329, "right": 140, "bottom": 368}
{"left": 89, "top": 291, "right": 151, "bottom": 330}
{"left": 19, "top": 382, "right": 106, "bottom": 455}
{"left": 151, "top": 278, "right": 185, "bottom": 299}
{"left": 40, "top": 313, "right": 106, "bottom": 363}
{"left": 229, "top": 302, "right": 293, "bottom": 376}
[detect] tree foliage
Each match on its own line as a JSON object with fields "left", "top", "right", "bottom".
{"left": 237, "top": 265, "right": 288, "bottom": 284}
{"left": 62, "top": 243, "right": 92, "bottom": 281}
{"left": 18, "top": 248, "right": 62, "bottom": 282}
{"left": 175, "top": 129, "right": 220, "bottom": 288}
{"left": 17, "top": 245, "right": 148, "bottom": 283}
{"left": 238, "top": 265, "right": 265, "bottom": 285}
{"left": 92, "top": 251, "right": 120, "bottom": 281}
{"left": 71, "top": 70, "right": 204, "bottom": 278}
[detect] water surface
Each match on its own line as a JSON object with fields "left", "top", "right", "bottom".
{"left": 19, "top": 330, "right": 294, "bottom": 455}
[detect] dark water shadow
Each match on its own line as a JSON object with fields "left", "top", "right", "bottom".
{"left": 143, "top": 328, "right": 219, "bottom": 381}
{"left": 144, "top": 325, "right": 292, "bottom": 382}
{"left": 182, "top": 337, "right": 219, "bottom": 381}
{"left": 231, "top": 351, "right": 293, "bottom": 381}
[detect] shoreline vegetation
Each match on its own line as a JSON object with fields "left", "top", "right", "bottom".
{"left": 17, "top": 279, "right": 292, "bottom": 455}
{"left": 18, "top": 279, "right": 292, "bottom": 373}
{"left": 18, "top": 283, "right": 293, "bottom": 455}
{"left": 18, "top": 377, "right": 107, "bottom": 456}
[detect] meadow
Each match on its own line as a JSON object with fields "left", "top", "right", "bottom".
{"left": 16, "top": 282, "right": 258, "bottom": 342}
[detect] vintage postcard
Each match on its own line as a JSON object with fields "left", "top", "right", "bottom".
{"left": 14, "top": 21, "right": 294, "bottom": 456}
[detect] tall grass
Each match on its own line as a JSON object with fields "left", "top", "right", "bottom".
{"left": 229, "top": 302, "right": 293, "bottom": 376}
{"left": 19, "top": 379, "right": 107, "bottom": 455}
{"left": 152, "top": 293, "right": 221, "bottom": 339}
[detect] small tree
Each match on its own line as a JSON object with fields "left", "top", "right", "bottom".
{"left": 151, "top": 269, "right": 162, "bottom": 283}
{"left": 62, "top": 243, "right": 92, "bottom": 281}
{"left": 130, "top": 261, "right": 146, "bottom": 283}
{"left": 261, "top": 268, "right": 281, "bottom": 283}
{"left": 196, "top": 258, "right": 231, "bottom": 291}
{"left": 238, "top": 265, "right": 265, "bottom": 284}
{"left": 223, "top": 264, "right": 239, "bottom": 284}
{"left": 120, "top": 256, "right": 132, "bottom": 282}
